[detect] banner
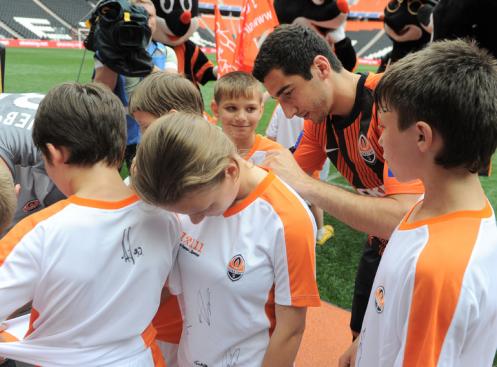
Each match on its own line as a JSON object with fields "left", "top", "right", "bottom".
{"left": 214, "top": 4, "right": 237, "bottom": 77}
{"left": 234, "top": 0, "right": 279, "bottom": 72}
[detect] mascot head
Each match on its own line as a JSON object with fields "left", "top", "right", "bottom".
{"left": 274, "top": 0, "right": 349, "bottom": 45}
{"left": 383, "top": 0, "right": 437, "bottom": 63}
{"left": 151, "top": 0, "right": 199, "bottom": 46}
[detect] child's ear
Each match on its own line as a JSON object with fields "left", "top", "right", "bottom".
{"left": 415, "top": 121, "right": 433, "bottom": 153}
{"left": 46, "top": 143, "right": 68, "bottom": 165}
{"left": 211, "top": 100, "right": 219, "bottom": 117}
{"left": 225, "top": 161, "right": 239, "bottom": 182}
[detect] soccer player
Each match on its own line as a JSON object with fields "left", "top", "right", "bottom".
{"left": 340, "top": 39, "right": 497, "bottom": 366}
{"left": 0, "top": 83, "right": 179, "bottom": 366}
{"left": 253, "top": 24, "right": 424, "bottom": 337}
{"left": 133, "top": 112, "right": 321, "bottom": 367}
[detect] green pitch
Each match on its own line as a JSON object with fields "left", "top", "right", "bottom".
{"left": 4, "top": 47, "right": 497, "bottom": 313}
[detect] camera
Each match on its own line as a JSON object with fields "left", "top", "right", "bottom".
{"left": 85, "top": 0, "right": 154, "bottom": 77}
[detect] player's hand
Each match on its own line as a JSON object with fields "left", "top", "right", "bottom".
{"left": 263, "top": 149, "right": 310, "bottom": 190}
{"left": 338, "top": 337, "right": 360, "bottom": 367}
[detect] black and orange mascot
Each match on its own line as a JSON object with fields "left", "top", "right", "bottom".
{"left": 273, "top": 0, "right": 357, "bottom": 71}
{"left": 151, "top": 0, "right": 216, "bottom": 86}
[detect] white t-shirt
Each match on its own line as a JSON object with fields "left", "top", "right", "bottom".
{"left": 169, "top": 172, "right": 320, "bottom": 367}
{"left": 357, "top": 200, "right": 497, "bottom": 367}
{"left": 265, "top": 104, "right": 304, "bottom": 149}
{"left": 0, "top": 195, "right": 179, "bottom": 366}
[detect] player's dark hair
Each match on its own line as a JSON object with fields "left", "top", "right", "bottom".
{"left": 253, "top": 24, "right": 342, "bottom": 82}
{"left": 375, "top": 39, "right": 497, "bottom": 173}
{"left": 33, "top": 82, "right": 126, "bottom": 167}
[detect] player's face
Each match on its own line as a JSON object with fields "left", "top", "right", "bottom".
{"left": 378, "top": 109, "right": 420, "bottom": 182}
{"left": 133, "top": 111, "right": 158, "bottom": 133}
{"left": 165, "top": 170, "right": 240, "bottom": 224}
{"left": 263, "top": 68, "right": 330, "bottom": 124}
{"left": 214, "top": 95, "right": 263, "bottom": 145}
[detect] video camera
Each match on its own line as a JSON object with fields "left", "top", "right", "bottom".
{"left": 84, "top": 0, "right": 154, "bottom": 77}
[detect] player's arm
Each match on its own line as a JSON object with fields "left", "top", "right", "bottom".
{"left": 338, "top": 336, "right": 360, "bottom": 367}
{"left": 262, "top": 305, "right": 307, "bottom": 367}
{"left": 264, "top": 149, "right": 419, "bottom": 239}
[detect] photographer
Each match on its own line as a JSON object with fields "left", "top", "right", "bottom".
{"left": 93, "top": 0, "right": 178, "bottom": 170}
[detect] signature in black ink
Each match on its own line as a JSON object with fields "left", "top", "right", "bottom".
{"left": 223, "top": 348, "right": 240, "bottom": 367}
{"left": 197, "top": 288, "right": 211, "bottom": 326}
{"left": 194, "top": 361, "right": 208, "bottom": 367}
{"left": 121, "top": 227, "right": 143, "bottom": 264}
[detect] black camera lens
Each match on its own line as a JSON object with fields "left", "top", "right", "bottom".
{"left": 98, "top": 1, "right": 123, "bottom": 22}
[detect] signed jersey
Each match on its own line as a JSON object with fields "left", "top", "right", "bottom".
{"left": 0, "top": 195, "right": 179, "bottom": 366}
{"left": 243, "top": 134, "right": 283, "bottom": 165}
{"left": 169, "top": 172, "right": 320, "bottom": 367}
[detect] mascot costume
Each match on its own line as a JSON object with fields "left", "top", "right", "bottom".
{"left": 379, "top": 0, "right": 438, "bottom": 72}
{"left": 151, "top": 0, "right": 216, "bottom": 86}
{"left": 273, "top": 0, "right": 357, "bottom": 71}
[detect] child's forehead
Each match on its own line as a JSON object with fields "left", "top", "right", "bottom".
{"left": 218, "top": 90, "right": 263, "bottom": 105}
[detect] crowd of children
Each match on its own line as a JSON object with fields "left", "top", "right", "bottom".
{"left": 0, "top": 18, "right": 496, "bottom": 367}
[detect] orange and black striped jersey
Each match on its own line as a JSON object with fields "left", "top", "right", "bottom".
{"left": 294, "top": 72, "right": 423, "bottom": 198}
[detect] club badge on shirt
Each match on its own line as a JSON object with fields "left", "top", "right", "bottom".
{"left": 227, "top": 254, "right": 246, "bottom": 281}
{"left": 374, "top": 286, "right": 385, "bottom": 313}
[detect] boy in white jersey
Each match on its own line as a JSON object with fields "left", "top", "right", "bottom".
{"left": 0, "top": 83, "right": 179, "bottom": 366}
{"left": 212, "top": 71, "right": 283, "bottom": 165}
{"left": 129, "top": 72, "right": 205, "bottom": 367}
{"left": 133, "top": 112, "right": 321, "bottom": 367}
{"left": 339, "top": 39, "right": 497, "bottom": 367}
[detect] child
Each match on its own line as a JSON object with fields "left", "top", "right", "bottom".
{"left": 128, "top": 71, "right": 205, "bottom": 367}
{"left": 133, "top": 112, "right": 321, "bottom": 367}
{"left": 0, "top": 83, "right": 179, "bottom": 366}
{"left": 212, "top": 71, "right": 282, "bottom": 165}
{"left": 339, "top": 39, "right": 497, "bottom": 366}
{"left": 129, "top": 71, "right": 204, "bottom": 133}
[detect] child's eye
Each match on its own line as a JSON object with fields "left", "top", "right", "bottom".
{"left": 246, "top": 107, "right": 256, "bottom": 113}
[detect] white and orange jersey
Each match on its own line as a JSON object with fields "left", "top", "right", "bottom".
{"left": 242, "top": 134, "right": 284, "bottom": 165}
{"left": 0, "top": 195, "right": 179, "bottom": 366}
{"left": 357, "top": 200, "right": 497, "bottom": 367}
{"left": 169, "top": 172, "right": 320, "bottom": 367}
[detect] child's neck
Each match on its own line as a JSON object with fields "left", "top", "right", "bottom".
{"left": 235, "top": 158, "right": 268, "bottom": 201}
{"left": 67, "top": 162, "right": 134, "bottom": 201}
{"left": 411, "top": 167, "right": 486, "bottom": 222}
{"left": 234, "top": 134, "right": 256, "bottom": 152}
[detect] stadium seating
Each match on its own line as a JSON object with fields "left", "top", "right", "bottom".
{"left": 0, "top": 0, "right": 71, "bottom": 39}
{"left": 41, "top": 0, "right": 94, "bottom": 29}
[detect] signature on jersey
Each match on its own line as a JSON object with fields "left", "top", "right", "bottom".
{"left": 121, "top": 226, "right": 143, "bottom": 264}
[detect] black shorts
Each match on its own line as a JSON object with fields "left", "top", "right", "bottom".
{"left": 350, "top": 237, "right": 384, "bottom": 333}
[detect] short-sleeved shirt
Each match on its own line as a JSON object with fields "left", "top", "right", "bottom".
{"left": 0, "top": 195, "right": 179, "bottom": 366}
{"left": 357, "top": 200, "right": 497, "bottom": 366}
{"left": 243, "top": 134, "right": 283, "bottom": 165}
{"left": 169, "top": 172, "right": 320, "bottom": 366}
{"left": 0, "top": 93, "right": 64, "bottom": 235}
{"left": 265, "top": 104, "right": 304, "bottom": 149}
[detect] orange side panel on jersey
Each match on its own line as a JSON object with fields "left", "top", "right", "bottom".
{"left": 264, "top": 179, "right": 321, "bottom": 308}
{"left": 0, "top": 200, "right": 70, "bottom": 265}
{"left": 153, "top": 295, "right": 183, "bottom": 343}
{"left": 141, "top": 323, "right": 166, "bottom": 367}
{"left": 24, "top": 308, "right": 40, "bottom": 338}
{"left": 264, "top": 285, "right": 276, "bottom": 337}
{"left": 175, "top": 45, "right": 185, "bottom": 75}
{"left": 0, "top": 331, "right": 18, "bottom": 342}
{"left": 402, "top": 215, "right": 484, "bottom": 366}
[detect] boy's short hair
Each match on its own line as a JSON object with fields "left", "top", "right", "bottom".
{"left": 253, "top": 24, "right": 342, "bottom": 83}
{"left": 134, "top": 112, "right": 236, "bottom": 206}
{"left": 214, "top": 71, "right": 263, "bottom": 104}
{"left": 33, "top": 82, "right": 126, "bottom": 168}
{"left": 129, "top": 72, "right": 204, "bottom": 116}
{"left": 375, "top": 39, "right": 497, "bottom": 173}
{"left": 0, "top": 162, "right": 16, "bottom": 233}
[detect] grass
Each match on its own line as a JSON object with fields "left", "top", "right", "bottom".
{"left": 4, "top": 47, "right": 497, "bottom": 311}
